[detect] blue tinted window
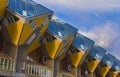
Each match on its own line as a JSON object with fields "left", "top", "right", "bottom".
{"left": 8, "top": 0, "right": 53, "bottom": 18}
{"left": 102, "top": 53, "right": 116, "bottom": 66}
{"left": 72, "top": 33, "right": 94, "bottom": 52}
{"left": 48, "top": 18, "right": 78, "bottom": 39}
{"left": 112, "top": 59, "right": 120, "bottom": 71}
{"left": 89, "top": 46, "right": 106, "bottom": 60}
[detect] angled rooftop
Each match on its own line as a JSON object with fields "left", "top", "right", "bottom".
{"left": 89, "top": 46, "right": 106, "bottom": 60}
{"left": 47, "top": 16, "right": 78, "bottom": 39}
{"left": 8, "top": 0, "right": 53, "bottom": 18}
{"left": 102, "top": 53, "right": 116, "bottom": 66}
{"left": 112, "top": 59, "right": 120, "bottom": 71}
{"left": 72, "top": 33, "right": 94, "bottom": 52}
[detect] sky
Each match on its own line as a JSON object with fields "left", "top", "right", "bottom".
{"left": 34, "top": 0, "right": 120, "bottom": 59}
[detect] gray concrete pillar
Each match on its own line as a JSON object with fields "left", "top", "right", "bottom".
{"left": 16, "top": 45, "right": 28, "bottom": 75}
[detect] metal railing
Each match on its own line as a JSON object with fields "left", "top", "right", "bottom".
{"left": 26, "top": 64, "right": 52, "bottom": 77}
{"left": 0, "top": 53, "right": 15, "bottom": 71}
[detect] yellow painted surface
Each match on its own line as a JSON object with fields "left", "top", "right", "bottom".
{"left": 34, "top": 15, "right": 48, "bottom": 27}
{"left": 55, "top": 34, "right": 75, "bottom": 57}
{"left": 28, "top": 39, "right": 40, "bottom": 53}
{"left": 45, "top": 39, "right": 61, "bottom": 59}
{"left": 87, "top": 59, "right": 100, "bottom": 73}
{"left": 39, "top": 21, "right": 50, "bottom": 37}
{"left": 59, "top": 52, "right": 66, "bottom": 61}
{"left": 0, "top": 0, "right": 8, "bottom": 17}
{"left": 109, "top": 71, "right": 120, "bottom": 77}
{"left": 99, "top": 65, "right": 111, "bottom": 77}
{"left": 19, "top": 15, "right": 50, "bottom": 45}
{"left": 7, "top": 21, "right": 24, "bottom": 45}
{"left": 70, "top": 51, "right": 84, "bottom": 67}
{"left": 19, "top": 23, "right": 33, "bottom": 45}
{"left": 66, "top": 34, "right": 75, "bottom": 47}
{"left": 55, "top": 41, "right": 64, "bottom": 58}
{"left": 0, "top": 9, "right": 5, "bottom": 17}
{"left": 46, "top": 30, "right": 75, "bottom": 59}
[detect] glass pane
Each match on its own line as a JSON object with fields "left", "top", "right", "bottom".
{"left": 8, "top": 60, "right": 11, "bottom": 70}
{"left": 12, "top": 61, "right": 14, "bottom": 71}
{"left": 48, "top": 18, "right": 78, "bottom": 39}
{"left": 112, "top": 60, "right": 120, "bottom": 71}
{"left": 89, "top": 46, "right": 106, "bottom": 60}
{"left": 8, "top": 0, "right": 53, "bottom": 18}
{"left": 102, "top": 54, "right": 116, "bottom": 66}
{"left": 4, "top": 59, "right": 8, "bottom": 70}
{"left": 0, "top": 58, "right": 4, "bottom": 70}
{"left": 72, "top": 33, "right": 94, "bottom": 52}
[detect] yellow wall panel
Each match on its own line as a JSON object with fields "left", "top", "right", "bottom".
{"left": 7, "top": 21, "right": 24, "bottom": 45}
{"left": 99, "top": 65, "right": 111, "bottom": 77}
{"left": 19, "top": 23, "right": 33, "bottom": 45}
{"left": 0, "top": 0, "right": 8, "bottom": 4}
{"left": 59, "top": 52, "right": 66, "bottom": 61}
{"left": 34, "top": 15, "right": 48, "bottom": 27}
{"left": 55, "top": 41, "right": 64, "bottom": 58}
{"left": 28, "top": 39, "right": 40, "bottom": 53}
{"left": 109, "top": 71, "right": 119, "bottom": 77}
{"left": 55, "top": 34, "right": 75, "bottom": 58}
{"left": 70, "top": 51, "right": 84, "bottom": 67}
{"left": 87, "top": 59, "right": 100, "bottom": 73}
{"left": 66, "top": 34, "right": 75, "bottom": 46}
{"left": 19, "top": 20, "right": 49, "bottom": 45}
{"left": 0, "top": 0, "right": 8, "bottom": 17}
{"left": 45, "top": 39, "right": 61, "bottom": 59}
{"left": 0, "top": 9, "right": 5, "bottom": 17}
{"left": 39, "top": 21, "right": 50, "bottom": 37}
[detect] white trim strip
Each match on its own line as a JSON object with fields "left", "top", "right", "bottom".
{"left": 26, "top": 33, "right": 36, "bottom": 45}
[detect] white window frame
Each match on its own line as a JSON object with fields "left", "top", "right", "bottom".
{"left": 26, "top": 33, "right": 36, "bottom": 45}
{"left": 29, "top": 20, "right": 37, "bottom": 31}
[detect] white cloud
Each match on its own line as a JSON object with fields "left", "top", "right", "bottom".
{"left": 79, "top": 21, "right": 119, "bottom": 48}
{"left": 34, "top": 0, "right": 120, "bottom": 11}
{"left": 79, "top": 21, "right": 120, "bottom": 59}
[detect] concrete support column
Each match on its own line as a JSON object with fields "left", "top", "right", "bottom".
{"left": 15, "top": 45, "right": 28, "bottom": 77}
{"left": 77, "top": 66, "right": 81, "bottom": 77}
{"left": 54, "top": 58, "right": 59, "bottom": 77}
{"left": 4, "top": 42, "right": 18, "bottom": 60}
{"left": 93, "top": 72, "right": 96, "bottom": 77}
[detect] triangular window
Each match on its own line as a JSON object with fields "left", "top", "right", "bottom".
{"left": 46, "top": 35, "right": 56, "bottom": 43}
{"left": 4, "top": 15, "right": 19, "bottom": 26}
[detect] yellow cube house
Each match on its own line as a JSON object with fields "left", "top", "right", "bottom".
{"left": 98, "top": 53, "right": 116, "bottom": 77}
{"left": 2, "top": 0, "right": 53, "bottom": 48}
{"left": 0, "top": 0, "right": 8, "bottom": 19}
{"left": 69, "top": 33, "right": 94, "bottom": 67}
{"left": 108, "top": 59, "right": 120, "bottom": 77}
{"left": 87, "top": 46, "right": 106, "bottom": 73}
{"left": 43, "top": 16, "right": 78, "bottom": 59}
